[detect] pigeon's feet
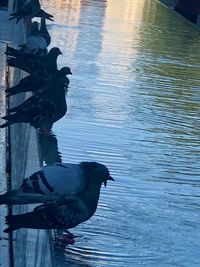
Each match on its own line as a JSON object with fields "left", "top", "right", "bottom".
{"left": 57, "top": 233, "right": 75, "bottom": 245}
{"left": 39, "top": 128, "right": 52, "bottom": 135}
{"left": 55, "top": 231, "right": 76, "bottom": 245}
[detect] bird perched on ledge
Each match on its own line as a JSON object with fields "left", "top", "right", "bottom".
{"left": 7, "top": 47, "right": 62, "bottom": 77}
{"left": 0, "top": 67, "right": 70, "bottom": 131}
{"left": 10, "top": 0, "right": 53, "bottom": 23}
{"left": 6, "top": 66, "right": 72, "bottom": 97}
{"left": 5, "top": 20, "right": 49, "bottom": 58}
{"left": 1, "top": 162, "right": 114, "bottom": 243}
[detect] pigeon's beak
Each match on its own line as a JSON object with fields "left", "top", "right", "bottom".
{"left": 108, "top": 176, "right": 114, "bottom": 181}
{"left": 103, "top": 176, "right": 114, "bottom": 187}
{"left": 69, "top": 71, "right": 72, "bottom": 75}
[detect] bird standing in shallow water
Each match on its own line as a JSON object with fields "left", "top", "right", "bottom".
{"left": 1, "top": 162, "right": 114, "bottom": 244}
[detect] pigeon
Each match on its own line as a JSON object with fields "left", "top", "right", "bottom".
{"left": 5, "top": 67, "right": 71, "bottom": 97}
{"left": 2, "top": 162, "right": 114, "bottom": 234}
{"left": 16, "top": 21, "right": 48, "bottom": 55}
{"left": 5, "top": 74, "right": 49, "bottom": 97}
{"left": 0, "top": 162, "right": 89, "bottom": 205}
{"left": 0, "top": 68, "right": 68, "bottom": 130}
{"left": 7, "top": 47, "right": 62, "bottom": 76}
{"left": 26, "top": 21, "right": 47, "bottom": 53}
{"left": 10, "top": 0, "right": 53, "bottom": 23}
{"left": 39, "top": 18, "right": 51, "bottom": 47}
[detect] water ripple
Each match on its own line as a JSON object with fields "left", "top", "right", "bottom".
{"left": 42, "top": 0, "right": 200, "bottom": 266}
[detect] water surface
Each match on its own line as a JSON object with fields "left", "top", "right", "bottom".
{"left": 41, "top": 0, "right": 200, "bottom": 266}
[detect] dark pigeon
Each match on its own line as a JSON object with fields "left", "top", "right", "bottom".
{"left": 34, "top": 9, "right": 54, "bottom": 21}
{"left": 5, "top": 74, "right": 49, "bottom": 97}
{"left": 10, "top": 0, "right": 41, "bottom": 23}
{"left": 1, "top": 162, "right": 114, "bottom": 235}
{"left": 6, "top": 67, "right": 71, "bottom": 97}
{"left": 7, "top": 47, "right": 62, "bottom": 76}
{"left": 10, "top": 0, "right": 53, "bottom": 23}
{"left": 0, "top": 68, "right": 68, "bottom": 130}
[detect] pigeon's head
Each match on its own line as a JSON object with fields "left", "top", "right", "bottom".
{"left": 81, "top": 162, "right": 114, "bottom": 187}
{"left": 49, "top": 47, "right": 62, "bottom": 56}
{"left": 59, "top": 67, "right": 72, "bottom": 76}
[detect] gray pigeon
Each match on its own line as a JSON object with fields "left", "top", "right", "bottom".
{"left": 2, "top": 162, "right": 114, "bottom": 234}
{"left": 0, "top": 67, "right": 68, "bottom": 130}
{"left": 10, "top": 0, "right": 53, "bottom": 23}
{"left": 0, "top": 162, "right": 88, "bottom": 205}
{"left": 17, "top": 21, "right": 48, "bottom": 55}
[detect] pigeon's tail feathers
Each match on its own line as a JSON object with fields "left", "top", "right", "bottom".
{"left": 0, "top": 113, "right": 24, "bottom": 127}
{"left": 9, "top": 15, "right": 16, "bottom": 21}
{"left": 2, "top": 113, "right": 16, "bottom": 120}
{"left": 8, "top": 106, "right": 20, "bottom": 113}
{"left": 4, "top": 211, "right": 41, "bottom": 233}
{"left": 5, "top": 46, "right": 20, "bottom": 57}
{"left": 6, "top": 85, "right": 21, "bottom": 96}
{"left": 0, "top": 121, "right": 12, "bottom": 128}
{"left": 0, "top": 190, "right": 26, "bottom": 204}
{"left": 4, "top": 206, "right": 57, "bottom": 232}
{"left": 0, "top": 194, "right": 9, "bottom": 204}
{"left": 36, "top": 10, "right": 54, "bottom": 21}
{"left": 4, "top": 214, "right": 22, "bottom": 232}
{"left": 9, "top": 16, "right": 22, "bottom": 24}
{"left": 0, "top": 190, "right": 55, "bottom": 205}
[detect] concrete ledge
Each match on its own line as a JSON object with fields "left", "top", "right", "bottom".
{"left": 0, "top": 11, "right": 54, "bottom": 267}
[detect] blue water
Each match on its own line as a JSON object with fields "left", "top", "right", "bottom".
{"left": 41, "top": 0, "right": 200, "bottom": 266}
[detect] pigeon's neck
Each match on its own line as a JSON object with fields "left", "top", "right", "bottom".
{"left": 81, "top": 178, "right": 102, "bottom": 212}
{"left": 46, "top": 55, "right": 58, "bottom": 74}
{"left": 40, "top": 19, "right": 47, "bottom": 33}
{"left": 33, "top": 0, "right": 40, "bottom": 7}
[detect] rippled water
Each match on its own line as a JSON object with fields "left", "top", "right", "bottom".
{"left": 41, "top": 0, "right": 200, "bottom": 266}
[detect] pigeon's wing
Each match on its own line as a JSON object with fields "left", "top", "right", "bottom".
{"left": 26, "top": 36, "right": 47, "bottom": 51}
{"left": 0, "top": 189, "right": 59, "bottom": 205}
{"left": 41, "top": 163, "right": 87, "bottom": 196}
{"left": 4, "top": 198, "right": 88, "bottom": 233}
{"left": 54, "top": 198, "right": 90, "bottom": 229}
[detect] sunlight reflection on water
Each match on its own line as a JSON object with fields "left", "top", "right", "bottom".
{"left": 41, "top": 0, "right": 200, "bottom": 266}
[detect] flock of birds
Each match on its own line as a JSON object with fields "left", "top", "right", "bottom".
{"left": 0, "top": 0, "right": 114, "bottom": 245}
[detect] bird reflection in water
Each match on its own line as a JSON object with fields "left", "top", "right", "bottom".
{"left": 38, "top": 131, "right": 62, "bottom": 165}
